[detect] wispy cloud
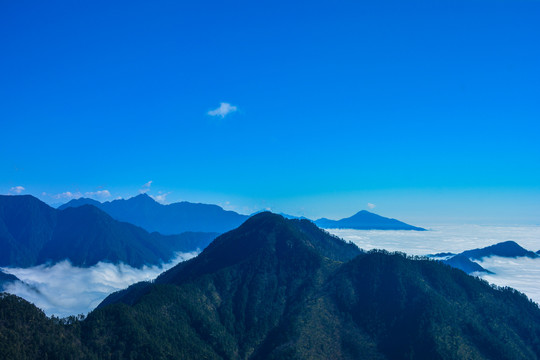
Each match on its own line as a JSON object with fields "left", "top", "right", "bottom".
{"left": 50, "top": 191, "right": 83, "bottom": 200}
{"left": 9, "top": 186, "right": 25, "bottom": 194}
{"left": 367, "top": 203, "right": 376, "bottom": 209}
{"left": 208, "top": 102, "right": 237, "bottom": 118}
{"left": 85, "top": 190, "right": 111, "bottom": 200}
{"left": 139, "top": 181, "right": 152, "bottom": 194}
{"left": 150, "top": 191, "right": 170, "bottom": 204}
{"left": 41, "top": 189, "right": 112, "bottom": 202}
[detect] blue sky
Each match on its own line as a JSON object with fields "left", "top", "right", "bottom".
{"left": 1, "top": 0, "right": 539, "bottom": 224}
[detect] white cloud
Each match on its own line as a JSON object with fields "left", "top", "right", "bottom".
{"left": 9, "top": 186, "right": 25, "bottom": 194}
{"left": 367, "top": 203, "right": 376, "bottom": 209}
{"left": 150, "top": 191, "right": 170, "bottom": 204}
{"left": 139, "top": 181, "right": 153, "bottom": 194}
{"left": 1, "top": 252, "right": 198, "bottom": 317}
{"left": 84, "top": 190, "right": 111, "bottom": 200}
{"left": 208, "top": 102, "right": 237, "bottom": 118}
{"left": 51, "top": 191, "right": 83, "bottom": 200}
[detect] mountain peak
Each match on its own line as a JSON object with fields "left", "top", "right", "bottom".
{"left": 315, "top": 210, "right": 425, "bottom": 231}
{"left": 129, "top": 193, "right": 157, "bottom": 203}
{"left": 156, "top": 211, "right": 361, "bottom": 284}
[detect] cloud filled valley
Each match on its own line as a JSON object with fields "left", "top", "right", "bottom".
{"left": 1, "top": 252, "right": 197, "bottom": 317}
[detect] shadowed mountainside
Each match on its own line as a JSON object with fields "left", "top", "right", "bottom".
{"left": 0, "top": 195, "right": 217, "bottom": 268}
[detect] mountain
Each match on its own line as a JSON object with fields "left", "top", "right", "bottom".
{"left": 59, "top": 193, "right": 249, "bottom": 234}
{"left": 2, "top": 212, "right": 540, "bottom": 359}
{"left": 459, "top": 241, "right": 538, "bottom": 260}
{"left": 315, "top": 210, "right": 426, "bottom": 230}
{"left": 434, "top": 241, "right": 537, "bottom": 275}
{"left": 0, "top": 195, "right": 217, "bottom": 268}
{"left": 442, "top": 254, "right": 492, "bottom": 274}
{"left": 80, "top": 213, "right": 540, "bottom": 359}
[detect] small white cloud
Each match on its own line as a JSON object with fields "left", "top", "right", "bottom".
{"left": 208, "top": 102, "right": 237, "bottom": 118}
{"left": 139, "top": 181, "right": 153, "bottom": 194}
{"left": 9, "top": 186, "right": 25, "bottom": 194}
{"left": 150, "top": 192, "right": 170, "bottom": 204}
{"left": 51, "top": 191, "right": 83, "bottom": 200}
{"left": 85, "top": 190, "right": 111, "bottom": 200}
{"left": 367, "top": 203, "right": 376, "bottom": 210}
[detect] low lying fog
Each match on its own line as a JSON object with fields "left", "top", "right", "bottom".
{"left": 1, "top": 252, "right": 197, "bottom": 317}
{"left": 331, "top": 224, "right": 540, "bottom": 304}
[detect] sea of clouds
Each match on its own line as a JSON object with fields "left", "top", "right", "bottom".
{"left": 329, "top": 224, "right": 540, "bottom": 304}
{"left": 1, "top": 252, "right": 197, "bottom": 317}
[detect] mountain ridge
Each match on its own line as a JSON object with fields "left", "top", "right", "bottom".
{"left": 59, "top": 193, "right": 250, "bottom": 234}
{"left": 0, "top": 195, "right": 217, "bottom": 268}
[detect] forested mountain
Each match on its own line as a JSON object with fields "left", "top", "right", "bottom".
{"left": 59, "top": 193, "right": 249, "bottom": 234}
{"left": 2, "top": 213, "right": 540, "bottom": 359}
{"left": 315, "top": 210, "right": 426, "bottom": 230}
{"left": 0, "top": 195, "right": 217, "bottom": 268}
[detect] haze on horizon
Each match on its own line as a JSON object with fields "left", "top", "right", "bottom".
{"left": 1, "top": 0, "right": 539, "bottom": 225}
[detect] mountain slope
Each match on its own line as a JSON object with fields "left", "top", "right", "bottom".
{"left": 59, "top": 193, "right": 249, "bottom": 234}
{"left": 315, "top": 210, "right": 426, "bottom": 230}
{"left": 81, "top": 213, "right": 540, "bottom": 359}
{"left": 0, "top": 195, "right": 217, "bottom": 268}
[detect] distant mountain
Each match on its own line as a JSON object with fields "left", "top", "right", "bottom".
{"left": 443, "top": 255, "right": 492, "bottom": 274}
{"left": 315, "top": 210, "right": 426, "bottom": 230}
{"left": 437, "top": 241, "right": 537, "bottom": 275}
{"left": 59, "top": 193, "right": 249, "bottom": 234}
{"left": 73, "top": 213, "right": 540, "bottom": 359}
{"left": 0, "top": 195, "right": 217, "bottom": 268}
{"left": 459, "top": 241, "right": 538, "bottom": 260}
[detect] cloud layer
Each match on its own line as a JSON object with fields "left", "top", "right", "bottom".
{"left": 2, "top": 252, "right": 197, "bottom": 317}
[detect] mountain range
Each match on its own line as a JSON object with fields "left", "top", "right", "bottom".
{"left": 0, "top": 195, "right": 217, "bottom": 268}
{"left": 59, "top": 193, "right": 250, "bottom": 234}
{"left": 60, "top": 195, "right": 425, "bottom": 233}
{"left": 2, "top": 212, "right": 539, "bottom": 359}
{"left": 315, "top": 210, "right": 426, "bottom": 230}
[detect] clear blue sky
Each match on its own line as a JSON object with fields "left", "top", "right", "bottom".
{"left": 1, "top": 0, "right": 539, "bottom": 224}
